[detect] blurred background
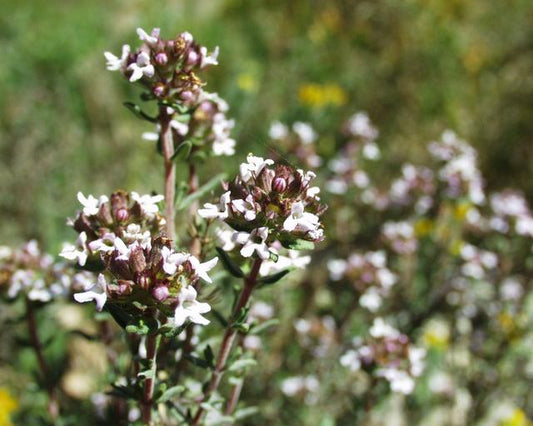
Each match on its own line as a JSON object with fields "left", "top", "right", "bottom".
{"left": 2, "top": 0, "right": 532, "bottom": 249}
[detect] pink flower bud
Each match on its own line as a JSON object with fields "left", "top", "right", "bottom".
{"left": 153, "top": 83, "right": 166, "bottom": 98}
{"left": 180, "top": 90, "right": 194, "bottom": 102}
{"left": 186, "top": 50, "right": 199, "bottom": 66}
{"left": 116, "top": 208, "right": 129, "bottom": 222}
{"left": 152, "top": 285, "right": 169, "bottom": 302}
{"left": 155, "top": 52, "right": 168, "bottom": 66}
{"left": 272, "top": 177, "right": 287, "bottom": 193}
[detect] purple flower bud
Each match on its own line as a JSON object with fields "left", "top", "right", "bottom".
{"left": 272, "top": 177, "right": 287, "bottom": 193}
{"left": 152, "top": 285, "right": 170, "bottom": 301}
{"left": 153, "top": 83, "right": 166, "bottom": 98}
{"left": 116, "top": 279, "right": 134, "bottom": 296}
{"left": 186, "top": 50, "right": 199, "bottom": 66}
{"left": 155, "top": 52, "right": 168, "bottom": 66}
{"left": 116, "top": 208, "right": 129, "bottom": 222}
{"left": 180, "top": 90, "right": 194, "bottom": 102}
{"left": 199, "top": 101, "right": 215, "bottom": 115}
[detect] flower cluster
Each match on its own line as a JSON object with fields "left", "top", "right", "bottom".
{"left": 73, "top": 235, "right": 217, "bottom": 327}
{"left": 381, "top": 220, "right": 418, "bottom": 255}
{"left": 106, "top": 28, "right": 235, "bottom": 157}
{"left": 328, "top": 251, "right": 396, "bottom": 312}
{"left": 199, "top": 154, "right": 326, "bottom": 259}
{"left": 268, "top": 121, "right": 322, "bottom": 168}
{"left": 340, "top": 318, "right": 426, "bottom": 395}
{"left": 60, "top": 191, "right": 165, "bottom": 268}
{"left": 293, "top": 316, "right": 337, "bottom": 358}
{"left": 489, "top": 190, "right": 533, "bottom": 236}
{"left": 0, "top": 241, "right": 71, "bottom": 302}
{"left": 428, "top": 130, "right": 485, "bottom": 205}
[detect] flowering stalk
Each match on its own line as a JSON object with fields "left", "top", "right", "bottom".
{"left": 191, "top": 258, "right": 263, "bottom": 425}
{"left": 25, "top": 298, "right": 59, "bottom": 421}
{"left": 224, "top": 334, "right": 246, "bottom": 415}
{"left": 160, "top": 108, "right": 176, "bottom": 242}
{"left": 141, "top": 333, "right": 161, "bottom": 424}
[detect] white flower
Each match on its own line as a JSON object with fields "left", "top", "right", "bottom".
{"left": 74, "top": 274, "right": 107, "bottom": 311}
{"left": 123, "top": 224, "right": 151, "bottom": 248}
{"left": 213, "top": 137, "right": 236, "bottom": 156}
{"left": 239, "top": 154, "right": 274, "bottom": 183}
{"left": 88, "top": 233, "right": 116, "bottom": 253}
{"left": 198, "top": 191, "right": 231, "bottom": 220}
{"left": 362, "top": 142, "right": 380, "bottom": 160}
{"left": 260, "top": 249, "right": 310, "bottom": 276}
{"left": 199, "top": 46, "right": 219, "bottom": 68}
{"left": 104, "top": 44, "right": 130, "bottom": 71}
{"left": 77, "top": 192, "right": 109, "bottom": 216}
{"left": 231, "top": 195, "right": 257, "bottom": 221}
{"left": 136, "top": 27, "right": 159, "bottom": 45}
{"left": 327, "top": 259, "right": 347, "bottom": 281}
{"left": 292, "top": 122, "right": 317, "bottom": 145}
{"left": 215, "top": 224, "right": 236, "bottom": 251}
{"left": 131, "top": 192, "right": 164, "bottom": 219}
{"left": 161, "top": 246, "right": 188, "bottom": 275}
{"left": 283, "top": 202, "right": 320, "bottom": 235}
{"left": 170, "top": 119, "right": 189, "bottom": 136}
{"left": 378, "top": 368, "right": 415, "bottom": 394}
{"left": 60, "top": 231, "right": 89, "bottom": 266}
{"left": 232, "top": 227, "right": 270, "bottom": 259}
{"left": 269, "top": 121, "right": 288, "bottom": 140}
{"left": 359, "top": 287, "right": 382, "bottom": 312}
{"left": 347, "top": 112, "right": 378, "bottom": 140}
{"left": 340, "top": 349, "right": 361, "bottom": 372}
{"left": 188, "top": 255, "right": 218, "bottom": 283}
{"left": 173, "top": 286, "right": 211, "bottom": 327}
{"left": 369, "top": 318, "right": 399, "bottom": 338}
{"left": 127, "top": 51, "right": 155, "bottom": 82}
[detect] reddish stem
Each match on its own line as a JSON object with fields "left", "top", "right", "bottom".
{"left": 141, "top": 334, "right": 160, "bottom": 424}
{"left": 191, "top": 258, "right": 263, "bottom": 425}
{"left": 160, "top": 108, "right": 176, "bottom": 241}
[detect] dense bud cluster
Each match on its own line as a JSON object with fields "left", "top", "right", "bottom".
{"left": 60, "top": 191, "right": 165, "bottom": 267}
{"left": 199, "top": 154, "right": 326, "bottom": 259}
{"left": 106, "top": 28, "right": 235, "bottom": 157}
{"left": 74, "top": 235, "right": 217, "bottom": 326}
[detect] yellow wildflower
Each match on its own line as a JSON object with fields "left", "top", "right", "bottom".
{"left": 501, "top": 408, "right": 531, "bottom": 426}
{"left": 298, "top": 83, "right": 347, "bottom": 109}
{"left": 0, "top": 388, "right": 18, "bottom": 426}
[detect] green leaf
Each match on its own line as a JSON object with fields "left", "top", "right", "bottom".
{"left": 280, "top": 238, "right": 315, "bottom": 251}
{"left": 126, "top": 317, "right": 159, "bottom": 335}
{"left": 185, "top": 353, "right": 210, "bottom": 369}
{"left": 158, "top": 100, "right": 189, "bottom": 114}
{"left": 216, "top": 247, "right": 244, "bottom": 278}
{"left": 172, "top": 140, "right": 193, "bottom": 161}
{"left": 105, "top": 303, "right": 132, "bottom": 330}
{"left": 228, "top": 358, "right": 257, "bottom": 372}
{"left": 158, "top": 323, "right": 188, "bottom": 339}
{"left": 123, "top": 102, "right": 158, "bottom": 123}
{"left": 177, "top": 173, "right": 226, "bottom": 211}
{"left": 157, "top": 385, "right": 185, "bottom": 403}
{"left": 257, "top": 269, "right": 291, "bottom": 287}
{"left": 234, "top": 407, "right": 259, "bottom": 420}
{"left": 203, "top": 345, "right": 215, "bottom": 368}
{"left": 249, "top": 318, "right": 279, "bottom": 335}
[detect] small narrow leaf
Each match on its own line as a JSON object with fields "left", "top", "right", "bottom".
{"left": 215, "top": 247, "right": 244, "bottom": 278}
{"left": 123, "top": 102, "right": 158, "bottom": 123}
{"left": 158, "top": 385, "right": 185, "bottom": 403}
{"left": 249, "top": 318, "right": 280, "bottom": 335}
{"left": 257, "top": 269, "right": 291, "bottom": 287}
{"left": 228, "top": 358, "right": 257, "bottom": 372}
{"left": 185, "top": 353, "right": 210, "bottom": 369}
{"left": 281, "top": 238, "right": 315, "bottom": 251}
{"left": 177, "top": 173, "right": 226, "bottom": 211}
{"left": 172, "top": 140, "right": 193, "bottom": 161}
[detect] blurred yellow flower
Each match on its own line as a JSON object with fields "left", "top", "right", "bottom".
{"left": 414, "top": 218, "right": 434, "bottom": 237}
{"left": 501, "top": 408, "right": 532, "bottom": 426}
{"left": 423, "top": 319, "right": 450, "bottom": 350}
{"left": 453, "top": 202, "right": 471, "bottom": 221}
{"left": 298, "top": 83, "right": 347, "bottom": 109}
{"left": 237, "top": 73, "right": 258, "bottom": 93}
{"left": 0, "top": 388, "right": 18, "bottom": 426}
